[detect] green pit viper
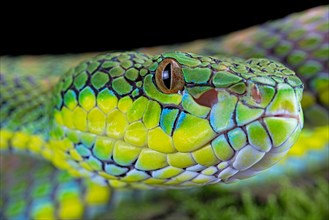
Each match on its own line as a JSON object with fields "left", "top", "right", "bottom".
{"left": 0, "top": 6, "right": 328, "bottom": 219}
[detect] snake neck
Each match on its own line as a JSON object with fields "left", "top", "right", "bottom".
{"left": 0, "top": 72, "right": 56, "bottom": 153}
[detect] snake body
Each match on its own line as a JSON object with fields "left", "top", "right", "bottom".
{"left": 0, "top": 6, "right": 328, "bottom": 219}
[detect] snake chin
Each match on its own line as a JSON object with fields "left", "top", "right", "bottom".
{"left": 193, "top": 110, "right": 303, "bottom": 183}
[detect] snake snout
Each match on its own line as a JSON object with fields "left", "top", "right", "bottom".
{"left": 260, "top": 83, "right": 303, "bottom": 153}
{"left": 265, "top": 83, "right": 303, "bottom": 125}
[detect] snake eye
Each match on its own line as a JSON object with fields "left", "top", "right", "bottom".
{"left": 155, "top": 58, "right": 184, "bottom": 94}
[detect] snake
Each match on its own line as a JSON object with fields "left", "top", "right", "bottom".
{"left": 0, "top": 6, "right": 328, "bottom": 219}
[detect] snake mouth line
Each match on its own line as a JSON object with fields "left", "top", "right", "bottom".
{"left": 267, "top": 114, "right": 300, "bottom": 122}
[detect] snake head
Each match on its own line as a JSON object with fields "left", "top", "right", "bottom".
{"left": 52, "top": 51, "right": 303, "bottom": 186}
{"left": 145, "top": 52, "right": 304, "bottom": 182}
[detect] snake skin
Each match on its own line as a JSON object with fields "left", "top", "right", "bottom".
{"left": 0, "top": 154, "right": 111, "bottom": 219}
{"left": 0, "top": 6, "right": 328, "bottom": 219}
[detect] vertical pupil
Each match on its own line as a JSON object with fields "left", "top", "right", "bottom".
{"left": 162, "top": 64, "right": 171, "bottom": 89}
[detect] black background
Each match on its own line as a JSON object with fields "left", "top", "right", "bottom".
{"left": 1, "top": 1, "right": 327, "bottom": 56}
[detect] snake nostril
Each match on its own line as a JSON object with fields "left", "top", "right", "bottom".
{"left": 251, "top": 85, "right": 262, "bottom": 104}
{"left": 193, "top": 89, "right": 218, "bottom": 108}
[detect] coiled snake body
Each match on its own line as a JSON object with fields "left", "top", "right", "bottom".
{"left": 0, "top": 6, "right": 328, "bottom": 219}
